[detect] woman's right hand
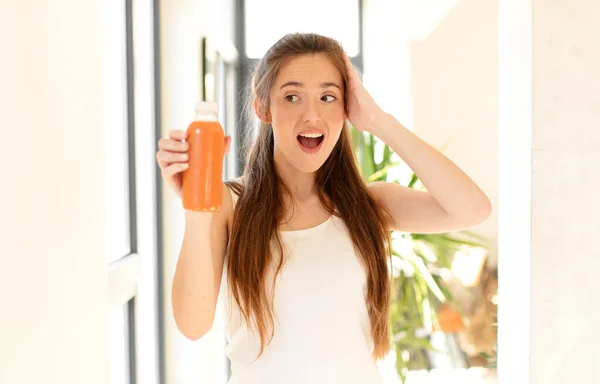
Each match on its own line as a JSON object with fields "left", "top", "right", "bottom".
{"left": 156, "top": 129, "right": 231, "bottom": 198}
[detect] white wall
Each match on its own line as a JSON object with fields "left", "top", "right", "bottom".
{"left": 409, "top": 0, "right": 499, "bottom": 265}
{"left": 498, "top": 0, "right": 600, "bottom": 382}
{"left": 497, "top": 0, "right": 532, "bottom": 381}
{"left": 363, "top": 0, "right": 498, "bottom": 267}
{"left": 529, "top": 0, "right": 600, "bottom": 382}
{"left": 0, "top": 1, "right": 108, "bottom": 383}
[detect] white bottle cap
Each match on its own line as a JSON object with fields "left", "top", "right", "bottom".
{"left": 195, "top": 101, "right": 218, "bottom": 116}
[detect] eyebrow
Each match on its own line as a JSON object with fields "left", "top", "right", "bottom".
{"left": 279, "top": 81, "right": 342, "bottom": 91}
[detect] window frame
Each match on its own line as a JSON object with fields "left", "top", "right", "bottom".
{"left": 106, "top": 1, "right": 165, "bottom": 384}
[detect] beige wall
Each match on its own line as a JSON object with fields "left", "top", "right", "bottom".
{"left": 0, "top": 1, "right": 108, "bottom": 383}
{"left": 530, "top": 0, "right": 600, "bottom": 382}
{"left": 0, "top": 0, "right": 234, "bottom": 382}
{"left": 364, "top": 0, "right": 498, "bottom": 265}
{"left": 497, "top": 0, "right": 600, "bottom": 382}
{"left": 410, "top": 0, "right": 499, "bottom": 265}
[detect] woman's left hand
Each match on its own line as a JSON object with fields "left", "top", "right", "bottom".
{"left": 343, "top": 51, "right": 384, "bottom": 134}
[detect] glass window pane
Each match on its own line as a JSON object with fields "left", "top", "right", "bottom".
{"left": 245, "top": 0, "right": 360, "bottom": 58}
{"left": 108, "top": 304, "right": 130, "bottom": 384}
{"left": 104, "top": 0, "right": 132, "bottom": 263}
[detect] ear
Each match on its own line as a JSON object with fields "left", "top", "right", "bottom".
{"left": 253, "top": 99, "right": 271, "bottom": 123}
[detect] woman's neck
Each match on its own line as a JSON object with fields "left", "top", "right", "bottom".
{"left": 274, "top": 151, "right": 317, "bottom": 202}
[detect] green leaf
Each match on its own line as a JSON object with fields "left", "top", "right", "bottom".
{"left": 362, "top": 133, "right": 376, "bottom": 177}
{"left": 412, "top": 277, "right": 425, "bottom": 325}
{"left": 383, "top": 144, "right": 392, "bottom": 165}
{"left": 407, "top": 173, "right": 419, "bottom": 188}
{"left": 405, "top": 254, "right": 446, "bottom": 302}
{"left": 367, "top": 161, "right": 400, "bottom": 182}
{"left": 432, "top": 274, "right": 455, "bottom": 303}
{"left": 350, "top": 121, "right": 493, "bottom": 381}
{"left": 396, "top": 334, "right": 438, "bottom": 352}
{"left": 429, "top": 232, "right": 488, "bottom": 248}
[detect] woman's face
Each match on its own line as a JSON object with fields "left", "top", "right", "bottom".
{"left": 267, "top": 53, "right": 346, "bottom": 174}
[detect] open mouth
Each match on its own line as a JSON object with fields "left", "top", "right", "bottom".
{"left": 297, "top": 133, "right": 325, "bottom": 152}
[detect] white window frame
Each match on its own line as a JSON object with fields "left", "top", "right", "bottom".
{"left": 106, "top": 1, "right": 163, "bottom": 384}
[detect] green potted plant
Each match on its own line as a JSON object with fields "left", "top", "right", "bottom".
{"left": 350, "top": 126, "right": 490, "bottom": 382}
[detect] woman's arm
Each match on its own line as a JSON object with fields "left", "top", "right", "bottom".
{"left": 367, "top": 113, "right": 491, "bottom": 234}
{"left": 342, "top": 51, "right": 491, "bottom": 233}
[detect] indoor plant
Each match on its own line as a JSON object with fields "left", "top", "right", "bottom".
{"left": 350, "top": 126, "right": 490, "bottom": 382}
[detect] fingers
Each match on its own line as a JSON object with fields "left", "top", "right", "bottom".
{"left": 169, "top": 129, "right": 187, "bottom": 141}
{"left": 156, "top": 151, "right": 188, "bottom": 168}
{"left": 161, "top": 162, "right": 188, "bottom": 176}
{"left": 157, "top": 132, "right": 232, "bottom": 170}
{"left": 224, "top": 136, "right": 232, "bottom": 155}
{"left": 342, "top": 51, "right": 353, "bottom": 71}
{"left": 343, "top": 51, "right": 359, "bottom": 85}
{"left": 158, "top": 136, "right": 189, "bottom": 153}
{"left": 157, "top": 131, "right": 189, "bottom": 169}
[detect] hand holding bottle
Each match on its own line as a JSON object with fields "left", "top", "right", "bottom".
{"left": 156, "top": 129, "right": 231, "bottom": 199}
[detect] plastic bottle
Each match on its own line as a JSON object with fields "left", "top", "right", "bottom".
{"left": 182, "top": 101, "right": 225, "bottom": 212}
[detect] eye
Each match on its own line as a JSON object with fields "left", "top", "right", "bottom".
{"left": 285, "top": 95, "right": 300, "bottom": 102}
{"left": 322, "top": 95, "right": 337, "bottom": 102}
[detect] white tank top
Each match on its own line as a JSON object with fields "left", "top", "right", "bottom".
{"left": 218, "top": 187, "right": 384, "bottom": 384}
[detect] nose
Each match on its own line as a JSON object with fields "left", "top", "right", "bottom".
{"left": 301, "top": 100, "right": 321, "bottom": 124}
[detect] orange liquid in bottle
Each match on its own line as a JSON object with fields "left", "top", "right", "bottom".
{"left": 182, "top": 102, "right": 225, "bottom": 212}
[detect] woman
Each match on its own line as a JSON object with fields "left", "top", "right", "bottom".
{"left": 156, "top": 33, "right": 491, "bottom": 383}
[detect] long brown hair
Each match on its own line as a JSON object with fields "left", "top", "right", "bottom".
{"left": 225, "top": 33, "right": 393, "bottom": 360}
